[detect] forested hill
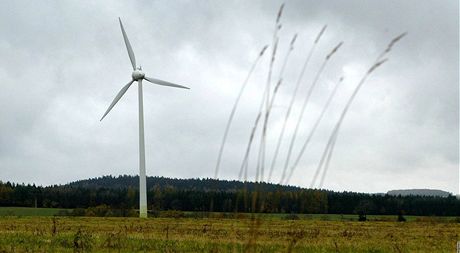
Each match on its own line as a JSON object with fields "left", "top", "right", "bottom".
{"left": 68, "top": 175, "right": 301, "bottom": 192}
{"left": 1, "top": 175, "right": 459, "bottom": 216}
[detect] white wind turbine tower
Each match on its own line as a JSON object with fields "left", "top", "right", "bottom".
{"left": 101, "top": 18, "right": 189, "bottom": 218}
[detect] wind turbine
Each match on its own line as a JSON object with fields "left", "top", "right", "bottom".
{"left": 100, "top": 18, "right": 189, "bottom": 218}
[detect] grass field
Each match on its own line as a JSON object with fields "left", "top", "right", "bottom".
{"left": 0, "top": 207, "right": 72, "bottom": 217}
{"left": 0, "top": 213, "right": 459, "bottom": 252}
{"left": 1, "top": 207, "right": 459, "bottom": 223}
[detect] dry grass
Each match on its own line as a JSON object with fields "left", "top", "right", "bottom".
{"left": 0, "top": 216, "right": 458, "bottom": 252}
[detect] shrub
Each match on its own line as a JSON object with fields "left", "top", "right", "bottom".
{"left": 186, "top": 211, "right": 209, "bottom": 219}
{"left": 397, "top": 211, "right": 406, "bottom": 222}
{"left": 73, "top": 228, "right": 94, "bottom": 251}
{"left": 283, "top": 214, "right": 300, "bottom": 220}
{"left": 160, "top": 210, "right": 185, "bottom": 218}
{"left": 56, "top": 210, "right": 71, "bottom": 216}
{"left": 71, "top": 208, "right": 86, "bottom": 216}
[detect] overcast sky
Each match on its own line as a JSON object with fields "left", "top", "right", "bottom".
{"left": 0, "top": 0, "right": 458, "bottom": 194}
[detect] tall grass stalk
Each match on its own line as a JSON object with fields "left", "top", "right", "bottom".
{"left": 266, "top": 33, "right": 298, "bottom": 182}
{"left": 268, "top": 25, "right": 326, "bottom": 184}
{"left": 214, "top": 45, "right": 268, "bottom": 179}
{"left": 238, "top": 100, "right": 264, "bottom": 182}
{"left": 280, "top": 41, "right": 343, "bottom": 184}
{"left": 285, "top": 76, "right": 344, "bottom": 184}
{"left": 238, "top": 33, "right": 296, "bottom": 183}
{"left": 256, "top": 3, "right": 284, "bottom": 182}
{"left": 311, "top": 32, "right": 407, "bottom": 188}
{"left": 310, "top": 122, "right": 340, "bottom": 188}
{"left": 319, "top": 127, "right": 338, "bottom": 188}
{"left": 257, "top": 34, "right": 298, "bottom": 214}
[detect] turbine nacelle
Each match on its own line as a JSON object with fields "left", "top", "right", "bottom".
{"left": 100, "top": 18, "right": 190, "bottom": 123}
{"left": 132, "top": 69, "right": 145, "bottom": 81}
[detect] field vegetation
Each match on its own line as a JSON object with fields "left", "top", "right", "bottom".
{"left": 0, "top": 214, "right": 459, "bottom": 252}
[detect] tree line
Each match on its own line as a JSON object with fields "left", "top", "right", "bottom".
{"left": 0, "top": 175, "right": 458, "bottom": 216}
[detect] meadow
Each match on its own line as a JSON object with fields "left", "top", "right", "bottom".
{"left": 0, "top": 209, "right": 459, "bottom": 252}
{"left": 0, "top": 207, "right": 72, "bottom": 217}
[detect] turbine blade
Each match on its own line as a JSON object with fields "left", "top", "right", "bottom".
{"left": 119, "top": 18, "right": 136, "bottom": 70}
{"left": 100, "top": 80, "right": 135, "bottom": 121}
{"left": 144, "top": 76, "right": 190, "bottom": 89}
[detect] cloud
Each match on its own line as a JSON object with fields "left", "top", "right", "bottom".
{"left": 0, "top": 0, "right": 458, "bottom": 194}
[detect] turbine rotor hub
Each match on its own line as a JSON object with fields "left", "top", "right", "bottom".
{"left": 132, "top": 69, "right": 145, "bottom": 81}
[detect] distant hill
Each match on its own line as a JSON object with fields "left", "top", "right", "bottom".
{"left": 67, "top": 175, "right": 302, "bottom": 192}
{"left": 387, "top": 189, "right": 451, "bottom": 197}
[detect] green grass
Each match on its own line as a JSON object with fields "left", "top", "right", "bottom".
{"left": 0, "top": 207, "right": 72, "bottom": 217}
{"left": 184, "top": 211, "right": 460, "bottom": 222}
{"left": 1, "top": 207, "right": 459, "bottom": 224}
{"left": 0, "top": 216, "right": 459, "bottom": 252}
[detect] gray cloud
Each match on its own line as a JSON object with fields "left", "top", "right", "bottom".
{"left": 0, "top": 0, "right": 458, "bottom": 194}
